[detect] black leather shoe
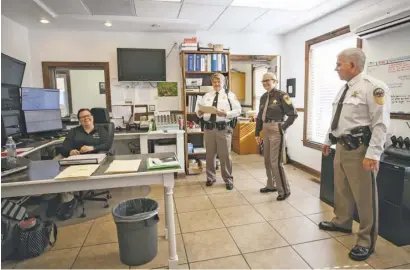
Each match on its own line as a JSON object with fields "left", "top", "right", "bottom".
{"left": 349, "top": 245, "right": 374, "bottom": 261}
{"left": 260, "top": 187, "right": 278, "bottom": 193}
{"left": 206, "top": 180, "right": 216, "bottom": 186}
{"left": 56, "top": 198, "right": 78, "bottom": 221}
{"left": 318, "top": 221, "right": 352, "bottom": 233}
{"left": 226, "top": 183, "right": 234, "bottom": 190}
{"left": 277, "top": 193, "right": 290, "bottom": 201}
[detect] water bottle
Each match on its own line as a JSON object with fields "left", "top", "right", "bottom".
{"left": 5, "top": 136, "right": 17, "bottom": 164}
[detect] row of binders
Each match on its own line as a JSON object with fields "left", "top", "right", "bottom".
{"left": 186, "top": 95, "right": 202, "bottom": 113}
{"left": 185, "top": 54, "right": 229, "bottom": 72}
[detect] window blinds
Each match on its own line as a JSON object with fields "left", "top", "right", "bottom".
{"left": 307, "top": 34, "right": 357, "bottom": 144}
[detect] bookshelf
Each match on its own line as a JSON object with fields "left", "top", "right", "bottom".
{"left": 180, "top": 50, "right": 231, "bottom": 174}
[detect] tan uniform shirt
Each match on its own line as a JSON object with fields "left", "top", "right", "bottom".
{"left": 324, "top": 73, "right": 391, "bottom": 161}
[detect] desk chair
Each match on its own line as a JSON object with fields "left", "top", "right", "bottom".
{"left": 77, "top": 107, "right": 114, "bottom": 218}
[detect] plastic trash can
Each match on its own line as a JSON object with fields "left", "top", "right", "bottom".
{"left": 112, "top": 198, "right": 160, "bottom": 266}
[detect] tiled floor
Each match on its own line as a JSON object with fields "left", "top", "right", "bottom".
{"left": 3, "top": 154, "right": 410, "bottom": 269}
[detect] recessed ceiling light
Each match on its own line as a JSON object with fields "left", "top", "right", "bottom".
{"left": 104, "top": 21, "right": 112, "bottom": 27}
{"left": 230, "top": 0, "right": 327, "bottom": 11}
{"left": 39, "top": 19, "right": 49, "bottom": 24}
{"left": 151, "top": 24, "right": 161, "bottom": 28}
{"left": 151, "top": 0, "right": 181, "bottom": 2}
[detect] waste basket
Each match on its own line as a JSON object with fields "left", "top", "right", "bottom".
{"left": 112, "top": 198, "right": 159, "bottom": 266}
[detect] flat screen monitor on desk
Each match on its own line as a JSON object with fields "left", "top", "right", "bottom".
{"left": 21, "top": 87, "right": 60, "bottom": 111}
{"left": 1, "top": 85, "right": 21, "bottom": 110}
{"left": 24, "top": 110, "right": 62, "bottom": 134}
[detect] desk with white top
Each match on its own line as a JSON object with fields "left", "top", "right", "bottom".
{"left": 16, "top": 130, "right": 185, "bottom": 170}
{"left": 1, "top": 153, "right": 182, "bottom": 268}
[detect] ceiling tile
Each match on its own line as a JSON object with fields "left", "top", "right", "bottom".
{"left": 82, "top": 0, "right": 136, "bottom": 16}
{"left": 178, "top": 4, "right": 226, "bottom": 29}
{"left": 243, "top": 9, "right": 303, "bottom": 32}
{"left": 1, "top": 0, "right": 52, "bottom": 25}
{"left": 133, "top": 0, "right": 181, "bottom": 18}
{"left": 210, "top": 6, "right": 268, "bottom": 31}
{"left": 41, "top": 0, "right": 90, "bottom": 15}
{"left": 183, "top": 0, "right": 232, "bottom": 6}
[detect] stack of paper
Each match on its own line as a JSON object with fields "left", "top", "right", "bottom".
{"left": 54, "top": 164, "right": 100, "bottom": 180}
{"left": 147, "top": 155, "right": 180, "bottom": 170}
{"left": 104, "top": 160, "right": 141, "bottom": 174}
{"left": 58, "top": 153, "right": 107, "bottom": 166}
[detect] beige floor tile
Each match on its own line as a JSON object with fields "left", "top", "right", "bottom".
{"left": 239, "top": 189, "right": 278, "bottom": 204}
{"left": 84, "top": 219, "right": 118, "bottom": 246}
{"left": 390, "top": 264, "right": 410, "bottom": 269}
{"left": 190, "top": 255, "right": 249, "bottom": 269}
{"left": 174, "top": 184, "right": 206, "bottom": 198}
{"left": 293, "top": 238, "right": 371, "bottom": 269}
{"left": 244, "top": 246, "right": 310, "bottom": 269}
{"left": 287, "top": 195, "right": 333, "bottom": 215}
{"left": 183, "top": 228, "right": 240, "bottom": 262}
{"left": 217, "top": 205, "right": 265, "bottom": 227}
{"left": 248, "top": 170, "right": 267, "bottom": 179}
{"left": 336, "top": 234, "right": 410, "bottom": 269}
{"left": 72, "top": 243, "right": 128, "bottom": 269}
{"left": 158, "top": 213, "right": 181, "bottom": 237}
{"left": 201, "top": 182, "right": 235, "bottom": 194}
{"left": 269, "top": 216, "right": 331, "bottom": 245}
{"left": 132, "top": 235, "right": 187, "bottom": 269}
{"left": 228, "top": 222, "right": 288, "bottom": 253}
{"left": 52, "top": 220, "right": 94, "bottom": 250}
{"left": 148, "top": 186, "right": 165, "bottom": 200}
{"left": 175, "top": 176, "right": 200, "bottom": 186}
{"left": 157, "top": 199, "right": 177, "bottom": 215}
{"left": 94, "top": 213, "right": 114, "bottom": 223}
{"left": 208, "top": 192, "right": 249, "bottom": 209}
{"left": 233, "top": 177, "right": 265, "bottom": 191}
{"left": 15, "top": 248, "right": 80, "bottom": 269}
{"left": 178, "top": 209, "right": 225, "bottom": 233}
{"left": 306, "top": 211, "right": 360, "bottom": 237}
{"left": 1, "top": 260, "right": 17, "bottom": 269}
{"left": 402, "top": 244, "right": 410, "bottom": 253}
{"left": 253, "top": 201, "right": 303, "bottom": 221}
{"left": 175, "top": 196, "right": 214, "bottom": 213}
{"left": 232, "top": 170, "right": 254, "bottom": 180}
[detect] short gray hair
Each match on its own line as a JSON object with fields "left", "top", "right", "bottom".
{"left": 338, "top": 48, "right": 366, "bottom": 71}
{"left": 210, "top": 73, "right": 225, "bottom": 84}
{"left": 263, "top": 72, "right": 278, "bottom": 81}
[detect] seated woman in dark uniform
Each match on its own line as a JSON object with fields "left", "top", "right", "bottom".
{"left": 52, "top": 108, "right": 110, "bottom": 220}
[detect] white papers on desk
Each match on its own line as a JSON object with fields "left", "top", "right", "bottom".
{"left": 198, "top": 104, "right": 217, "bottom": 114}
{"left": 54, "top": 165, "right": 100, "bottom": 180}
{"left": 58, "top": 154, "right": 107, "bottom": 166}
{"left": 104, "top": 159, "right": 141, "bottom": 174}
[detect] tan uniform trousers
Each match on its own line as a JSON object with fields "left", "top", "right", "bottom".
{"left": 204, "top": 127, "right": 233, "bottom": 184}
{"left": 263, "top": 123, "right": 290, "bottom": 196}
{"left": 331, "top": 143, "right": 378, "bottom": 249}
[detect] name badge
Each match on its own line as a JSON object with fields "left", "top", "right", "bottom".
{"left": 92, "top": 133, "right": 100, "bottom": 139}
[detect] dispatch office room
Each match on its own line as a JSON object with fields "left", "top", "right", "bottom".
{"left": 1, "top": 0, "right": 410, "bottom": 269}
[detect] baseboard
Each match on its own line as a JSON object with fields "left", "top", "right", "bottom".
{"left": 287, "top": 158, "right": 321, "bottom": 182}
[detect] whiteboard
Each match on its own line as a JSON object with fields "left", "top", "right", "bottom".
{"left": 367, "top": 56, "right": 410, "bottom": 114}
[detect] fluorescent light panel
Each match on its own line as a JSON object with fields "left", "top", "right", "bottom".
{"left": 151, "top": 0, "right": 181, "bottom": 2}
{"left": 230, "top": 0, "right": 327, "bottom": 11}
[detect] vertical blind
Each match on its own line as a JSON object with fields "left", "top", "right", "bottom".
{"left": 307, "top": 34, "right": 357, "bottom": 144}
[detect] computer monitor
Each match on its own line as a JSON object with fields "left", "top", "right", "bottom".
{"left": 21, "top": 87, "right": 60, "bottom": 111}
{"left": 1, "top": 84, "right": 21, "bottom": 110}
{"left": 1, "top": 110, "right": 22, "bottom": 138}
{"left": 24, "top": 110, "right": 62, "bottom": 134}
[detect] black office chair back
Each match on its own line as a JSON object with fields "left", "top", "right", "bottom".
{"left": 91, "top": 108, "right": 114, "bottom": 155}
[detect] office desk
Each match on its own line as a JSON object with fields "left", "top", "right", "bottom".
{"left": 2, "top": 153, "right": 182, "bottom": 268}
{"left": 15, "top": 130, "right": 185, "bottom": 170}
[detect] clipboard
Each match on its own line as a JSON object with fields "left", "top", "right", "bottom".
{"left": 198, "top": 104, "right": 217, "bottom": 114}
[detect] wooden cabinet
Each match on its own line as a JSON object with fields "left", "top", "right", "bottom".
{"left": 231, "top": 72, "right": 245, "bottom": 100}
{"left": 232, "top": 122, "right": 260, "bottom": 155}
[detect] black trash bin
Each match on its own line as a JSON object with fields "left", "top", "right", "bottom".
{"left": 112, "top": 198, "right": 160, "bottom": 266}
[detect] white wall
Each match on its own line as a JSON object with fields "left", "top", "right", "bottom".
{"left": 282, "top": 0, "right": 410, "bottom": 172}
{"left": 69, "top": 70, "right": 106, "bottom": 113}
{"left": 28, "top": 29, "right": 284, "bottom": 112}
{"left": 1, "top": 16, "right": 32, "bottom": 86}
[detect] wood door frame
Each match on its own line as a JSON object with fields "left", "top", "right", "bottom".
{"left": 42, "top": 62, "right": 112, "bottom": 112}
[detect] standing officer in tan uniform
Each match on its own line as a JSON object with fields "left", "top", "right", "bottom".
{"left": 319, "top": 48, "right": 390, "bottom": 261}
{"left": 196, "top": 73, "right": 242, "bottom": 190}
{"left": 255, "top": 72, "right": 298, "bottom": 200}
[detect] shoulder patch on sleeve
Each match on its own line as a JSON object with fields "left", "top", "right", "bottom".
{"left": 373, "top": 88, "right": 385, "bottom": 105}
{"left": 283, "top": 94, "right": 292, "bottom": 105}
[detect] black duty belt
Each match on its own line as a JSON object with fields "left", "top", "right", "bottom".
{"left": 329, "top": 126, "right": 371, "bottom": 151}
{"left": 264, "top": 119, "right": 282, "bottom": 124}
{"left": 204, "top": 121, "right": 229, "bottom": 130}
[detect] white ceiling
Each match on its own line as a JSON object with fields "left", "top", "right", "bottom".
{"left": 1, "top": 0, "right": 363, "bottom": 34}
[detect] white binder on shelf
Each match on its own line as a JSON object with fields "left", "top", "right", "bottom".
{"left": 58, "top": 153, "right": 107, "bottom": 166}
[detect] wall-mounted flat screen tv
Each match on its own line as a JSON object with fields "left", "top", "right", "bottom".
{"left": 117, "top": 48, "right": 166, "bottom": 82}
